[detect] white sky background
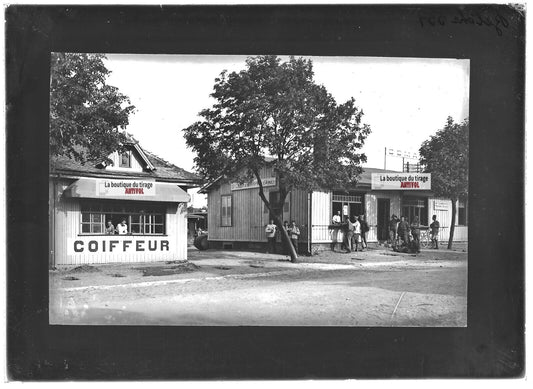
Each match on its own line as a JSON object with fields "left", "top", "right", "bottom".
{"left": 104, "top": 54, "right": 469, "bottom": 208}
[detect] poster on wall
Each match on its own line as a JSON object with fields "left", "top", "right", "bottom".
{"left": 231, "top": 177, "right": 276, "bottom": 191}
{"left": 371, "top": 173, "right": 431, "bottom": 190}
{"left": 433, "top": 199, "right": 449, "bottom": 210}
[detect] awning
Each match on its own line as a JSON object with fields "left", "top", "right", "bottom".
{"left": 63, "top": 177, "right": 190, "bottom": 203}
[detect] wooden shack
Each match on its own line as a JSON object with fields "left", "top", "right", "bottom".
{"left": 200, "top": 165, "right": 467, "bottom": 253}
{"left": 49, "top": 141, "right": 202, "bottom": 267}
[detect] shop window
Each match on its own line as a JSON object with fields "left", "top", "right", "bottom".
{"left": 401, "top": 197, "right": 428, "bottom": 225}
{"left": 221, "top": 195, "right": 232, "bottom": 227}
{"left": 332, "top": 191, "right": 364, "bottom": 221}
{"left": 119, "top": 152, "right": 131, "bottom": 168}
{"left": 80, "top": 201, "right": 166, "bottom": 235}
{"left": 458, "top": 200, "right": 467, "bottom": 226}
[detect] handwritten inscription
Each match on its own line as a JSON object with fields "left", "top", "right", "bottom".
{"left": 419, "top": 9, "right": 510, "bottom": 36}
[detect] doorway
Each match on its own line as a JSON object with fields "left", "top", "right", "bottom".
{"left": 377, "top": 198, "right": 390, "bottom": 241}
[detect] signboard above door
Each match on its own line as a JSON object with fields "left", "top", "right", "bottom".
{"left": 371, "top": 173, "right": 431, "bottom": 190}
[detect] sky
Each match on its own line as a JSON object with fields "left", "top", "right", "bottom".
{"left": 104, "top": 54, "right": 469, "bottom": 207}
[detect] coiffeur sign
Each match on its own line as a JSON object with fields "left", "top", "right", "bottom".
{"left": 68, "top": 236, "right": 171, "bottom": 255}
{"left": 371, "top": 173, "right": 431, "bottom": 190}
{"left": 97, "top": 179, "right": 156, "bottom": 196}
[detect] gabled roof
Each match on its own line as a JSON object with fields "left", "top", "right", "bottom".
{"left": 50, "top": 145, "right": 203, "bottom": 186}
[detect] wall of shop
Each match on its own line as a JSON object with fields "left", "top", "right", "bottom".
{"left": 428, "top": 198, "right": 468, "bottom": 242}
{"left": 310, "top": 191, "right": 332, "bottom": 243}
{"left": 205, "top": 176, "right": 468, "bottom": 248}
{"left": 50, "top": 178, "right": 188, "bottom": 266}
{"left": 364, "top": 191, "right": 401, "bottom": 242}
{"left": 207, "top": 166, "right": 310, "bottom": 243}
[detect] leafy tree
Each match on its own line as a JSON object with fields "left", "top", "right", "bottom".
{"left": 184, "top": 55, "right": 371, "bottom": 261}
{"left": 419, "top": 117, "right": 469, "bottom": 249}
{"left": 50, "top": 53, "right": 135, "bottom": 163}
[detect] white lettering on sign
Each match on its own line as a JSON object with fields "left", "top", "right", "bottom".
{"left": 231, "top": 177, "right": 276, "bottom": 191}
{"left": 97, "top": 179, "right": 156, "bottom": 196}
{"left": 67, "top": 236, "right": 172, "bottom": 255}
{"left": 371, "top": 173, "right": 431, "bottom": 190}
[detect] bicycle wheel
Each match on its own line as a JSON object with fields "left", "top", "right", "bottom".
{"left": 420, "top": 232, "right": 430, "bottom": 249}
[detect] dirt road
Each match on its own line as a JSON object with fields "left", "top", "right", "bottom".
{"left": 49, "top": 245, "right": 467, "bottom": 326}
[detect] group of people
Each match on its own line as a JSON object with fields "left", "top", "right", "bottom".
{"left": 105, "top": 219, "right": 128, "bottom": 235}
{"left": 331, "top": 211, "right": 369, "bottom": 253}
{"left": 388, "top": 214, "right": 440, "bottom": 252}
{"left": 264, "top": 211, "right": 440, "bottom": 255}
{"left": 265, "top": 219, "right": 300, "bottom": 254}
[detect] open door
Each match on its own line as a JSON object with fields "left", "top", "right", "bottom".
{"left": 377, "top": 198, "right": 390, "bottom": 241}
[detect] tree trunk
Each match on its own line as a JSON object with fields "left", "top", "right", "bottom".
{"left": 447, "top": 197, "right": 457, "bottom": 250}
{"left": 253, "top": 170, "right": 298, "bottom": 262}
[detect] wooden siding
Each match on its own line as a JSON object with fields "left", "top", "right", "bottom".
{"left": 51, "top": 178, "right": 188, "bottom": 266}
{"left": 207, "top": 166, "right": 312, "bottom": 242}
{"left": 428, "top": 198, "right": 468, "bottom": 242}
{"left": 206, "top": 173, "right": 468, "bottom": 245}
{"left": 311, "top": 191, "right": 334, "bottom": 243}
{"left": 309, "top": 191, "right": 467, "bottom": 243}
{"left": 289, "top": 189, "right": 309, "bottom": 242}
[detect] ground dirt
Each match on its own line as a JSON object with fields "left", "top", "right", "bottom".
{"left": 49, "top": 243, "right": 467, "bottom": 326}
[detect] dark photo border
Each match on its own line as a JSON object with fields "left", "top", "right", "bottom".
{"left": 6, "top": 4, "right": 525, "bottom": 379}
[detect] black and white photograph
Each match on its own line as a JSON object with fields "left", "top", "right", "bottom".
{"left": 6, "top": 4, "right": 524, "bottom": 380}
{"left": 48, "top": 53, "right": 470, "bottom": 327}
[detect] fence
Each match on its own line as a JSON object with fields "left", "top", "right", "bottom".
{"left": 311, "top": 224, "right": 464, "bottom": 244}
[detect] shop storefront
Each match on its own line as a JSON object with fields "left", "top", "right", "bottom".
{"left": 49, "top": 142, "right": 202, "bottom": 267}
{"left": 201, "top": 165, "right": 467, "bottom": 253}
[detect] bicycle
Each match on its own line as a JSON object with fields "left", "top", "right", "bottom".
{"left": 419, "top": 227, "right": 431, "bottom": 249}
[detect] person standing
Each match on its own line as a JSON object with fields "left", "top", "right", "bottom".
{"left": 265, "top": 219, "right": 277, "bottom": 254}
{"left": 288, "top": 220, "right": 300, "bottom": 254}
{"left": 430, "top": 214, "right": 440, "bottom": 249}
{"left": 389, "top": 215, "right": 399, "bottom": 245}
{"left": 410, "top": 216, "right": 421, "bottom": 253}
{"left": 352, "top": 216, "right": 362, "bottom": 252}
{"left": 359, "top": 215, "right": 369, "bottom": 250}
{"left": 397, "top": 216, "right": 410, "bottom": 247}
{"left": 117, "top": 219, "right": 128, "bottom": 235}
{"left": 342, "top": 215, "right": 354, "bottom": 253}
{"left": 331, "top": 211, "right": 342, "bottom": 251}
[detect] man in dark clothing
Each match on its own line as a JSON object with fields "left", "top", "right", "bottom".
{"left": 397, "top": 216, "right": 410, "bottom": 246}
{"left": 410, "top": 216, "right": 421, "bottom": 253}
{"left": 389, "top": 214, "right": 399, "bottom": 245}
{"left": 342, "top": 216, "right": 354, "bottom": 253}
{"left": 359, "top": 215, "right": 369, "bottom": 249}
{"left": 430, "top": 214, "right": 440, "bottom": 249}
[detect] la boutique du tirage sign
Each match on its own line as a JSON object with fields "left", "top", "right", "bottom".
{"left": 97, "top": 179, "right": 156, "bottom": 196}
{"left": 371, "top": 173, "right": 431, "bottom": 190}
